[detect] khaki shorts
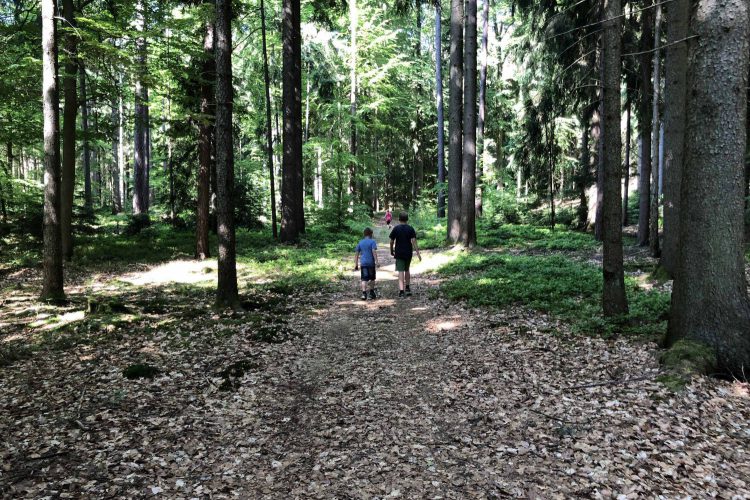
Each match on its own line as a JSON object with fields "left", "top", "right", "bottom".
{"left": 395, "top": 258, "right": 411, "bottom": 272}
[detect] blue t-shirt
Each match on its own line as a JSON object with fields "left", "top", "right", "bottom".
{"left": 356, "top": 238, "right": 378, "bottom": 266}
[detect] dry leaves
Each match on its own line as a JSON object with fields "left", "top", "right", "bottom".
{"left": 1, "top": 258, "right": 749, "bottom": 498}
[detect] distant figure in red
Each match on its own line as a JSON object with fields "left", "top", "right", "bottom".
{"left": 384, "top": 209, "right": 393, "bottom": 229}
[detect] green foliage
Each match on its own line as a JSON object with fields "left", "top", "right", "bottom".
{"left": 438, "top": 251, "right": 669, "bottom": 338}
{"left": 477, "top": 223, "right": 598, "bottom": 251}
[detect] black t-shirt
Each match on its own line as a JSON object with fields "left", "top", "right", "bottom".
{"left": 389, "top": 224, "right": 417, "bottom": 260}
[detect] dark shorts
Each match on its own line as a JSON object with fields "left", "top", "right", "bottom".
{"left": 395, "top": 258, "right": 411, "bottom": 272}
{"left": 360, "top": 266, "right": 376, "bottom": 282}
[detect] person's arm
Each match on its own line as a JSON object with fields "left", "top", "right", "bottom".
{"left": 354, "top": 250, "right": 360, "bottom": 270}
{"left": 411, "top": 237, "right": 421, "bottom": 261}
{"left": 390, "top": 238, "right": 395, "bottom": 256}
{"left": 373, "top": 246, "right": 380, "bottom": 267}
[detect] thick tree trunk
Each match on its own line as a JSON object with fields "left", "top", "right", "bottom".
{"left": 60, "top": 0, "right": 76, "bottom": 261}
{"left": 80, "top": 64, "right": 92, "bottom": 218}
{"left": 637, "top": 2, "right": 654, "bottom": 246}
{"left": 447, "top": 0, "right": 463, "bottom": 242}
{"left": 622, "top": 101, "right": 631, "bottom": 226}
{"left": 280, "top": 0, "right": 304, "bottom": 242}
{"left": 660, "top": 0, "right": 689, "bottom": 276}
{"left": 260, "top": 0, "right": 278, "bottom": 238}
{"left": 132, "top": 1, "right": 149, "bottom": 216}
{"left": 215, "top": 0, "right": 239, "bottom": 307}
{"left": 459, "top": 0, "right": 477, "bottom": 246}
{"left": 118, "top": 76, "right": 126, "bottom": 206}
{"left": 666, "top": 0, "right": 750, "bottom": 374}
{"left": 436, "top": 0, "right": 446, "bottom": 218}
{"left": 649, "top": 3, "right": 662, "bottom": 257}
{"left": 601, "top": 0, "right": 628, "bottom": 316}
{"left": 41, "top": 0, "right": 65, "bottom": 301}
{"left": 196, "top": 8, "right": 214, "bottom": 259}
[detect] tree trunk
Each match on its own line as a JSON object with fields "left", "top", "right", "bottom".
{"left": 576, "top": 110, "right": 590, "bottom": 230}
{"left": 460, "top": 0, "right": 477, "bottom": 247}
{"left": 349, "top": 0, "right": 358, "bottom": 200}
{"left": 649, "top": 3, "right": 662, "bottom": 257}
{"left": 666, "top": 0, "right": 750, "bottom": 374}
{"left": 260, "top": 0, "right": 278, "bottom": 238}
{"left": 80, "top": 64, "right": 92, "bottom": 218}
{"left": 412, "top": 0, "right": 423, "bottom": 206}
{"left": 601, "top": 0, "right": 628, "bottom": 316}
{"left": 447, "top": 0, "right": 463, "bottom": 242}
{"left": 118, "top": 75, "right": 126, "bottom": 207}
{"left": 280, "top": 0, "right": 304, "bottom": 242}
{"left": 41, "top": 0, "right": 65, "bottom": 301}
{"left": 132, "top": 0, "right": 149, "bottom": 216}
{"left": 477, "top": 0, "right": 489, "bottom": 217}
{"left": 196, "top": 6, "right": 214, "bottom": 259}
{"left": 592, "top": 104, "right": 603, "bottom": 240}
{"left": 436, "top": 0, "right": 446, "bottom": 218}
{"left": 215, "top": 0, "right": 239, "bottom": 308}
{"left": 315, "top": 145, "right": 323, "bottom": 207}
{"left": 622, "top": 101, "right": 631, "bottom": 226}
{"left": 60, "top": 0, "right": 76, "bottom": 261}
{"left": 111, "top": 97, "right": 122, "bottom": 214}
{"left": 637, "top": 1, "right": 654, "bottom": 246}
{"left": 660, "top": 0, "right": 689, "bottom": 276}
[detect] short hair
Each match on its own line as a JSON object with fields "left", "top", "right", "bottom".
{"left": 399, "top": 211, "right": 408, "bottom": 222}
{"left": 363, "top": 227, "right": 373, "bottom": 236}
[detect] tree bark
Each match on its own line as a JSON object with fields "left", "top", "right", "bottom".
{"left": 477, "top": 0, "right": 489, "bottom": 217}
{"left": 660, "top": 0, "right": 689, "bottom": 276}
{"left": 132, "top": 0, "right": 149, "bottom": 216}
{"left": 436, "top": 0, "right": 446, "bottom": 218}
{"left": 260, "top": 0, "right": 278, "bottom": 238}
{"left": 41, "top": 0, "right": 65, "bottom": 301}
{"left": 349, "top": 0, "right": 358, "bottom": 200}
{"left": 460, "top": 0, "right": 477, "bottom": 247}
{"left": 637, "top": 1, "right": 654, "bottom": 246}
{"left": 80, "top": 64, "right": 92, "bottom": 218}
{"left": 111, "top": 96, "right": 122, "bottom": 214}
{"left": 622, "top": 101, "right": 631, "bottom": 226}
{"left": 60, "top": 0, "right": 76, "bottom": 261}
{"left": 649, "top": 3, "right": 662, "bottom": 257}
{"left": 601, "top": 0, "right": 628, "bottom": 316}
{"left": 196, "top": 6, "right": 214, "bottom": 259}
{"left": 412, "top": 0, "right": 423, "bottom": 206}
{"left": 576, "top": 110, "right": 591, "bottom": 230}
{"left": 592, "top": 104, "right": 603, "bottom": 240}
{"left": 280, "top": 0, "right": 304, "bottom": 242}
{"left": 666, "top": 0, "right": 750, "bottom": 374}
{"left": 215, "top": 0, "right": 239, "bottom": 307}
{"left": 447, "top": 0, "right": 463, "bottom": 242}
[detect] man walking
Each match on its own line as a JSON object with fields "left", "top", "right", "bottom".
{"left": 389, "top": 211, "right": 422, "bottom": 297}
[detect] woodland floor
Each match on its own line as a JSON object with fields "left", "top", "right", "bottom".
{"left": 1, "top": 224, "right": 750, "bottom": 498}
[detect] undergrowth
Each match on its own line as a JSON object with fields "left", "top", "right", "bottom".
{"left": 438, "top": 252, "right": 669, "bottom": 338}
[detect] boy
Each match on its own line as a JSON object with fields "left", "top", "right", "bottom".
{"left": 354, "top": 227, "right": 379, "bottom": 300}
{"left": 389, "top": 211, "right": 421, "bottom": 298}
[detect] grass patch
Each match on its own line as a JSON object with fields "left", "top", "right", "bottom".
{"left": 478, "top": 224, "right": 599, "bottom": 251}
{"left": 661, "top": 339, "right": 716, "bottom": 376}
{"left": 438, "top": 252, "right": 669, "bottom": 338}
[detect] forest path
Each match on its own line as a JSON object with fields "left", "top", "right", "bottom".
{"left": 2, "top": 222, "right": 750, "bottom": 498}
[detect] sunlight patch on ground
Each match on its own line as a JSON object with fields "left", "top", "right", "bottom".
{"left": 120, "top": 259, "right": 221, "bottom": 286}
{"left": 29, "top": 310, "right": 85, "bottom": 330}
{"left": 425, "top": 315, "right": 464, "bottom": 333}
{"left": 731, "top": 381, "right": 749, "bottom": 399}
{"left": 2, "top": 333, "right": 25, "bottom": 343}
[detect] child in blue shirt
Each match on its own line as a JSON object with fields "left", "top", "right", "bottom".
{"left": 354, "top": 227, "right": 379, "bottom": 300}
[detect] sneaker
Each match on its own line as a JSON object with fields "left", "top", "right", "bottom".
{"left": 405, "top": 286, "right": 412, "bottom": 297}
{"left": 361, "top": 292, "right": 368, "bottom": 301}
{"left": 398, "top": 290, "right": 405, "bottom": 298}
{"left": 369, "top": 290, "right": 377, "bottom": 300}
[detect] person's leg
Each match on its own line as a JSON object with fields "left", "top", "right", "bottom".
{"left": 405, "top": 270, "right": 410, "bottom": 288}
{"left": 398, "top": 271, "right": 404, "bottom": 291}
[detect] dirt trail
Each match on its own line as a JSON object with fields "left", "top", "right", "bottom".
{"left": 2, "top": 223, "right": 750, "bottom": 498}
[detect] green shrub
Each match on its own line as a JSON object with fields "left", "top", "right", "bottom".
{"left": 438, "top": 252, "right": 669, "bottom": 338}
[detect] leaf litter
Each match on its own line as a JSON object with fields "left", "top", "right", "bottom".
{"left": 1, "top": 249, "right": 749, "bottom": 498}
